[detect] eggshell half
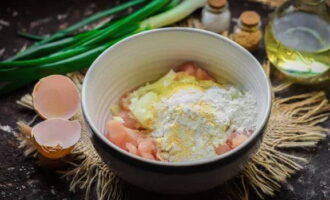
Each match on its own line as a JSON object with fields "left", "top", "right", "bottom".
{"left": 32, "top": 118, "right": 81, "bottom": 159}
{"left": 33, "top": 75, "right": 80, "bottom": 120}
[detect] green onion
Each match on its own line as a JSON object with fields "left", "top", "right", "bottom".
{"left": 32, "top": 0, "right": 145, "bottom": 46}
{"left": 0, "top": 39, "right": 121, "bottom": 94}
{"left": 0, "top": 25, "right": 139, "bottom": 67}
{"left": 18, "top": 32, "right": 46, "bottom": 41}
{"left": 156, "top": 0, "right": 181, "bottom": 14}
{"left": 138, "top": 0, "right": 206, "bottom": 30}
{"left": 0, "top": 47, "right": 89, "bottom": 67}
{"left": 6, "top": 29, "right": 99, "bottom": 61}
{"left": 69, "top": 0, "right": 170, "bottom": 48}
{"left": 0, "top": 0, "right": 207, "bottom": 94}
{"left": 7, "top": 37, "right": 78, "bottom": 61}
{"left": 6, "top": 0, "right": 145, "bottom": 61}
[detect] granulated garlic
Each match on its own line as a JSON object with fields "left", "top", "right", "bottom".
{"left": 232, "top": 11, "right": 262, "bottom": 51}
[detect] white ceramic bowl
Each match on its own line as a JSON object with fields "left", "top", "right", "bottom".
{"left": 82, "top": 28, "right": 272, "bottom": 194}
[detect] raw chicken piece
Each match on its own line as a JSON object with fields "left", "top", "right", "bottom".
{"left": 176, "top": 62, "right": 214, "bottom": 81}
{"left": 106, "top": 120, "right": 158, "bottom": 160}
{"left": 125, "top": 143, "right": 138, "bottom": 155}
{"left": 216, "top": 130, "right": 252, "bottom": 155}
{"left": 196, "top": 67, "right": 214, "bottom": 81}
{"left": 106, "top": 120, "right": 128, "bottom": 149}
{"left": 231, "top": 134, "right": 248, "bottom": 148}
{"left": 215, "top": 144, "right": 231, "bottom": 155}
{"left": 138, "top": 138, "right": 157, "bottom": 160}
{"left": 226, "top": 131, "right": 249, "bottom": 149}
{"left": 118, "top": 110, "right": 141, "bottom": 129}
{"left": 177, "top": 62, "right": 197, "bottom": 76}
{"left": 119, "top": 92, "right": 131, "bottom": 111}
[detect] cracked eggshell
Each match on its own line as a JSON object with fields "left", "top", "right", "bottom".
{"left": 33, "top": 75, "right": 80, "bottom": 120}
{"left": 31, "top": 118, "right": 81, "bottom": 159}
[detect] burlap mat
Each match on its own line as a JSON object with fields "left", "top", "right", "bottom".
{"left": 15, "top": 19, "right": 329, "bottom": 200}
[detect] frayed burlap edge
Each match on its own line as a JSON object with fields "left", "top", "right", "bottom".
{"left": 15, "top": 19, "right": 329, "bottom": 199}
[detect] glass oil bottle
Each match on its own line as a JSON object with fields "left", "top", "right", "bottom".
{"left": 265, "top": 0, "right": 330, "bottom": 84}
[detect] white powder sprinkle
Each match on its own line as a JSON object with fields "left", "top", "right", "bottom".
{"left": 0, "top": 19, "right": 10, "bottom": 27}
{"left": 0, "top": 124, "right": 14, "bottom": 133}
{"left": 57, "top": 14, "right": 68, "bottom": 20}
{"left": 151, "top": 86, "right": 257, "bottom": 162}
{"left": 0, "top": 48, "right": 5, "bottom": 57}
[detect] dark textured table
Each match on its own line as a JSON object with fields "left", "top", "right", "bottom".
{"left": 0, "top": 0, "right": 329, "bottom": 199}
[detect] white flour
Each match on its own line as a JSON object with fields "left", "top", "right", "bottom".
{"left": 0, "top": 124, "right": 14, "bottom": 133}
{"left": 151, "top": 86, "right": 257, "bottom": 162}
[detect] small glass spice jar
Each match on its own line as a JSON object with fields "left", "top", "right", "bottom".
{"left": 201, "top": 0, "right": 231, "bottom": 33}
{"left": 232, "top": 11, "right": 262, "bottom": 51}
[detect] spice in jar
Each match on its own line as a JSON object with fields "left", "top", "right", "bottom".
{"left": 232, "top": 11, "right": 262, "bottom": 51}
{"left": 201, "top": 0, "right": 231, "bottom": 33}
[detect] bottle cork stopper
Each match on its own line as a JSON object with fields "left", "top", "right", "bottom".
{"left": 208, "top": 0, "right": 227, "bottom": 9}
{"left": 240, "top": 11, "right": 260, "bottom": 27}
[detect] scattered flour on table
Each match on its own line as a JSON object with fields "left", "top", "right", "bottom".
{"left": 0, "top": 48, "right": 5, "bottom": 58}
{"left": 0, "top": 19, "right": 10, "bottom": 27}
{"left": 151, "top": 86, "right": 258, "bottom": 162}
{"left": 0, "top": 124, "right": 14, "bottom": 133}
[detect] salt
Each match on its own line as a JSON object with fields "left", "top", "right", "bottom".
{"left": 201, "top": 0, "right": 231, "bottom": 33}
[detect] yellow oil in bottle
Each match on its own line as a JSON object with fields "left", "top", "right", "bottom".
{"left": 265, "top": 11, "right": 330, "bottom": 84}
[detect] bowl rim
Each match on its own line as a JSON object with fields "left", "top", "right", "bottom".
{"left": 82, "top": 27, "right": 272, "bottom": 167}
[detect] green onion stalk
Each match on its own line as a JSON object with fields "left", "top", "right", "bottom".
{"left": 35, "top": 0, "right": 145, "bottom": 44}
{"left": 5, "top": 30, "right": 99, "bottom": 61}
{"left": 6, "top": 0, "right": 146, "bottom": 61}
{"left": 137, "top": 0, "right": 206, "bottom": 30}
{"left": 68, "top": 0, "right": 171, "bottom": 48}
{"left": 0, "top": 0, "right": 206, "bottom": 94}
{"left": 0, "top": 25, "right": 140, "bottom": 67}
{"left": 18, "top": 32, "right": 46, "bottom": 41}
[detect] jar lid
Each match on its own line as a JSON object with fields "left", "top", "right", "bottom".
{"left": 208, "top": 0, "right": 227, "bottom": 9}
{"left": 240, "top": 11, "right": 260, "bottom": 27}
